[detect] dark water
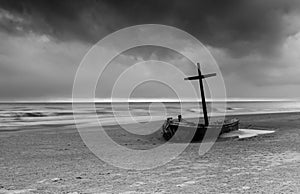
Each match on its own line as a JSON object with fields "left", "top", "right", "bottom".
{"left": 1, "top": 100, "right": 300, "bottom": 131}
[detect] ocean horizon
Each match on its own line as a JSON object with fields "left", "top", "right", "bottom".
{"left": 0, "top": 97, "right": 298, "bottom": 103}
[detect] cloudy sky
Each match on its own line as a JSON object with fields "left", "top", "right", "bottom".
{"left": 1, "top": 0, "right": 300, "bottom": 101}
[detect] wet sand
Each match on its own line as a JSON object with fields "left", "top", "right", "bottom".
{"left": 0, "top": 112, "right": 300, "bottom": 193}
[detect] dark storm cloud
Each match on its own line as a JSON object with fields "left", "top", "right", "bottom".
{"left": 1, "top": 0, "right": 300, "bottom": 56}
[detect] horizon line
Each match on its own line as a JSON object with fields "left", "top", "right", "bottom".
{"left": 0, "top": 97, "right": 297, "bottom": 103}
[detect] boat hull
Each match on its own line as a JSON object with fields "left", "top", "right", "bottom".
{"left": 162, "top": 118, "right": 239, "bottom": 142}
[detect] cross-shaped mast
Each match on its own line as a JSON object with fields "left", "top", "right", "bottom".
{"left": 184, "top": 63, "right": 216, "bottom": 126}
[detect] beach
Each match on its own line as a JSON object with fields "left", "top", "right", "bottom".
{"left": 2, "top": 0, "right": 300, "bottom": 193}
{"left": 1, "top": 112, "right": 300, "bottom": 193}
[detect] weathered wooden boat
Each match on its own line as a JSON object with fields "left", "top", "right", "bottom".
{"left": 161, "top": 63, "right": 239, "bottom": 141}
{"left": 162, "top": 116, "right": 239, "bottom": 141}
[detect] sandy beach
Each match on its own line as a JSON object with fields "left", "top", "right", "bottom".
{"left": 1, "top": 112, "right": 300, "bottom": 193}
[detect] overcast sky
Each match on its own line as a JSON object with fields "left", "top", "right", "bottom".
{"left": 0, "top": 0, "right": 300, "bottom": 101}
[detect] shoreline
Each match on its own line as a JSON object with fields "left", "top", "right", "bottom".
{"left": 1, "top": 111, "right": 300, "bottom": 134}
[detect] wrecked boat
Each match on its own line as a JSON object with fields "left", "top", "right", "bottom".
{"left": 161, "top": 63, "right": 239, "bottom": 141}
{"left": 162, "top": 116, "right": 239, "bottom": 141}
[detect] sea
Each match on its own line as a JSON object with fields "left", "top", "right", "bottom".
{"left": 1, "top": 100, "right": 300, "bottom": 131}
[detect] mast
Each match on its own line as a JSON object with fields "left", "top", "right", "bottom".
{"left": 197, "top": 63, "right": 209, "bottom": 126}
{"left": 184, "top": 63, "right": 216, "bottom": 126}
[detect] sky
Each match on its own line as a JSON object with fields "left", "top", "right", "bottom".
{"left": 0, "top": 0, "right": 300, "bottom": 101}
